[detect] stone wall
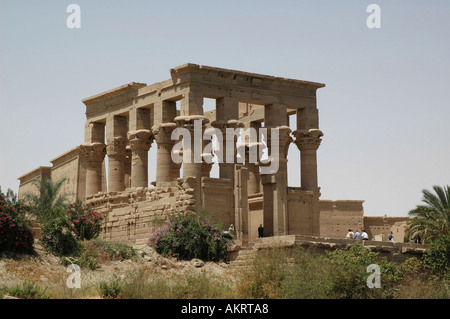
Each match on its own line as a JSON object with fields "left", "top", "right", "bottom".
{"left": 85, "top": 178, "right": 198, "bottom": 245}
{"left": 363, "top": 217, "right": 413, "bottom": 243}
{"left": 50, "top": 148, "right": 84, "bottom": 202}
{"left": 18, "top": 146, "right": 106, "bottom": 204}
{"left": 18, "top": 166, "right": 52, "bottom": 199}
{"left": 288, "top": 187, "right": 319, "bottom": 236}
{"left": 201, "top": 177, "right": 234, "bottom": 230}
{"left": 319, "top": 200, "right": 365, "bottom": 238}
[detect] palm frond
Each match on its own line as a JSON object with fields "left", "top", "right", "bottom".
{"left": 407, "top": 185, "right": 450, "bottom": 242}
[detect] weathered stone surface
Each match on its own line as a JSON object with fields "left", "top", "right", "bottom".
{"left": 18, "top": 64, "right": 412, "bottom": 246}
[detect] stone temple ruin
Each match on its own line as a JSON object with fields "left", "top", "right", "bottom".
{"left": 18, "top": 64, "right": 412, "bottom": 247}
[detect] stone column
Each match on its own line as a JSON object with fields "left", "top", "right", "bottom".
{"left": 245, "top": 121, "right": 263, "bottom": 195}
{"left": 124, "top": 147, "right": 131, "bottom": 188}
{"left": 174, "top": 115, "right": 208, "bottom": 181}
{"left": 211, "top": 120, "right": 243, "bottom": 180}
{"left": 174, "top": 115, "right": 209, "bottom": 210}
{"left": 234, "top": 165, "right": 249, "bottom": 245}
{"left": 262, "top": 126, "right": 292, "bottom": 237}
{"left": 80, "top": 142, "right": 106, "bottom": 197}
{"left": 106, "top": 136, "right": 127, "bottom": 192}
{"left": 152, "top": 122, "right": 178, "bottom": 186}
{"left": 212, "top": 97, "right": 241, "bottom": 180}
{"left": 201, "top": 136, "right": 214, "bottom": 178}
{"left": 293, "top": 129, "right": 323, "bottom": 192}
{"left": 262, "top": 103, "right": 290, "bottom": 237}
{"left": 127, "top": 129, "right": 153, "bottom": 188}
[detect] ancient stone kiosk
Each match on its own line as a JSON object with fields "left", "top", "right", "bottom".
{"left": 18, "top": 64, "right": 412, "bottom": 247}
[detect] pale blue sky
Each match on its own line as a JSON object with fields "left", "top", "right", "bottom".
{"left": 1, "top": 1, "right": 449, "bottom": 217}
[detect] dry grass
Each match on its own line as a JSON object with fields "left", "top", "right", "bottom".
{"left": 1, "top": 242, "right": 448, "bottom": 299}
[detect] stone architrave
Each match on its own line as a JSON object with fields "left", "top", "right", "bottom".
{"left": 127, "top": 129, "right": 153, "bottom": 188}
{"left": 80, "top": 142, "right": 106, "bottom": 196}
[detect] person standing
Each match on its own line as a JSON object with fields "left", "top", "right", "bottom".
{"left": 258, "top": 224, "right": 264, "bottom": 238}
{"left": 415, "top": 234, "right": 421, "bottom": 244}
{"left": 388, "top": 231, "right": 394, "bottom": 243}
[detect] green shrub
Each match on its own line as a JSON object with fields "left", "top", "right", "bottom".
{"left": 236, "top": 248, "right": 292, "bottom": 299}
{"left": 67, "top": 200, "right": 103, "bottom": 241}
{"left": 95, "top": 240, "right": 137, "bottom": 261}
{"left": 40, "top": 207, "right": 81, "bottom": 257}
{"left": 59, "top": 240, "right": 136, "bottom": 270}
{"left": 281, "top": 248, "right": 332, "bottom": 299}
{"left": 7, "top": 280, "right": 49, "bottom": 299}
{"left": 422, "top": 235, "right": 450, "bottom": 277}
{"left": 0, "top": 188, "right": 34, "bottom": 254}
{"left": 325, "top": 244, "right": 401, "bottom": 299}
{"left": 149, "top": 210, "right": 232, "bottom": 262}
{"left": 98, "top": 279, "right": 122, "bottom": 299}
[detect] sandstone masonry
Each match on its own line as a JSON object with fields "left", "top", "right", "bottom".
{"left": 18, "top": 64, "right": 412, "bottom": 246}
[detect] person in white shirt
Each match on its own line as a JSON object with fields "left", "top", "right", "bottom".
{"left": 346, "top": 229, "right": 354, "bottom": 239}
{"left": 354, "top": 230, "right": 361, "bottom": 240}
{"left": 362, "top": 230, "right": 369, "bottom": 240}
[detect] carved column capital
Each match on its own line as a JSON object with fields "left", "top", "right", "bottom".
{"left": 211, "top": 119, "right": 244, "bottom": 131}
{"left": 106, "top": 136, "right": 127, "bottom": 156}
{"left": 293, "top": 129, "right": 323, "bottom": 151}
{"left": 127, "top": 129, "right": 154, "bottom": 152}
{"left": 174, "top": 115, "right": 209, "bottom": 130}
{"left": 152, "top": 122, "right": 177, "bottom": 145}
{"left": 266, "top": 125, "right": 293, "bottom": 159}
{"left": 80, "top": 142, "right": 106, "bottom": 162}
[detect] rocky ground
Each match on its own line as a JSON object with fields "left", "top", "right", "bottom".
{"left": 0, "top": 242, "right": 240, "bottom": 299}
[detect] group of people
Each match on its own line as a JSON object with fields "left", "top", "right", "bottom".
{"left": 346, "top": 229, "right": 396, "bottom": 242}
{"left": 227, "top": 224, "right": 265, "bottom": 238}
{"left": 345, "top": 229, "right": 369, "bottom": 241}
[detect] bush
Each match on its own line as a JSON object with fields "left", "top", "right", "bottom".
{"left": 237, "top": 248, "right": 292, "bottom": 299}
{"left": 59, "top": 240, "right": 137, "bottom": 271}
{"left": 95, "top": 241, "right": 136, "bottom": 261}
{"left": 0, "top": 188, "right": 34, "bottom": 254}
{"left": 149, "top": 211, "right": 232, "bottom": 262}
{"left": 422, "top": 235, "right": 450, "bottom": 277}
{"left": 281, "top": 248, "right": 332, "bottom": 299}
{"left": 98, "top": 279, "right": 122, "bottom": 299}
{"left": 67, "top": 200, "right": 103, "bottom": 241}
{"left": 40, "top": 206, "right": 81, "bottom": 257}
{"left": 325, "top": 244, "right": 401, "bottom": 299}
{"left": 7, "top": 280, "right": 49, "bottom": 299}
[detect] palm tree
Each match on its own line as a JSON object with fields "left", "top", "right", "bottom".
{"left": 23, "top": 177, "right": 69, "bottom": 224}
{"left": 408, "top": 185, "right": 450, "bottom": 243}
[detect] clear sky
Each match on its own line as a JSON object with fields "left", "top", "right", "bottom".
{"left": 1, "top": 1, "right": 449, "bottom": 217}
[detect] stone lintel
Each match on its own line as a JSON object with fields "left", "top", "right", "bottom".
{"left": 82, "top": 82, "right": 147, "bottom": 106}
